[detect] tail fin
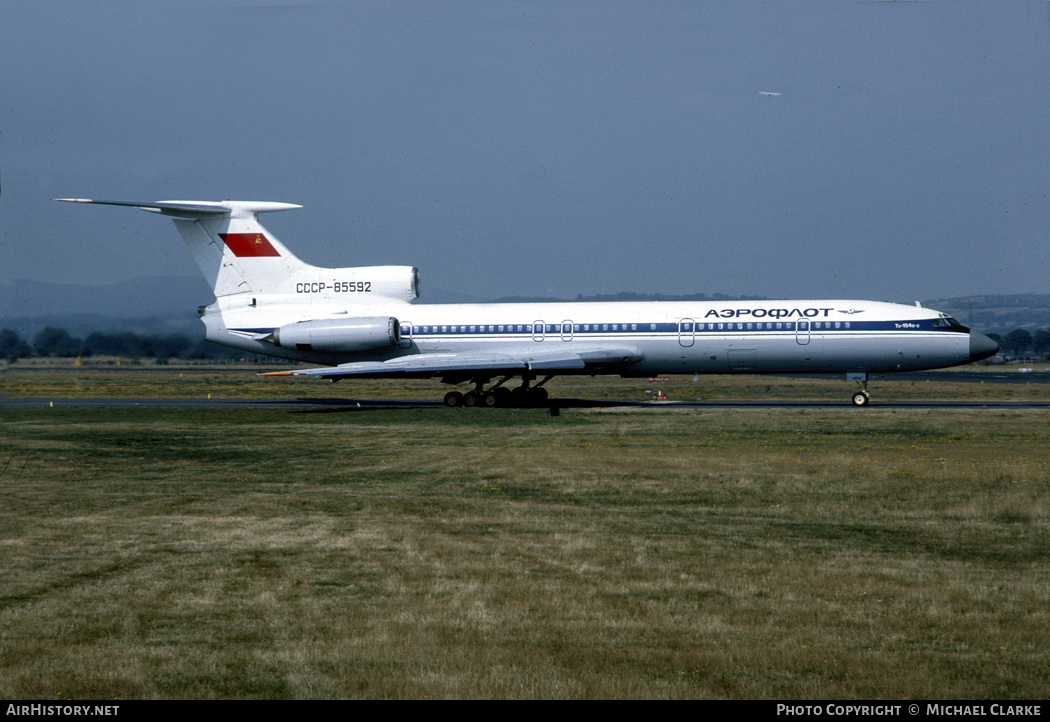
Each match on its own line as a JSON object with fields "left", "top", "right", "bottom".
{"left": 55, "top": 199, "right": 305, "bottom": 297}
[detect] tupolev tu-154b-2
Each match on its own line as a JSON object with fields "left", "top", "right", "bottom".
{"left": 56, "top": 198, "right": 999, "bottom": 407}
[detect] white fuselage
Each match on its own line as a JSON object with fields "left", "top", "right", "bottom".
{"left": 203, "top": 295, "right": 977, "bottom": 377}
{"left": 56, "top": 198, "right": 995, "bottom": 393}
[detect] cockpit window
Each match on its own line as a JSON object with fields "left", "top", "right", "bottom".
{"left": 933, "top": 315, "right": 968, "bottom": 331}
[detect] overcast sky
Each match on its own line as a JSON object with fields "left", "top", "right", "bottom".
{"left": 3, "top": 0, "right": 1049, "bottom": 303}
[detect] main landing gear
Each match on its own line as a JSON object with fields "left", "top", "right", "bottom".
{"left": 443, "top": 375, "right": 553, "bottom": 408}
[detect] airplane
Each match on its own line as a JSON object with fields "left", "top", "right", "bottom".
{"left": 56, "top": 198, "right": 1000, "bottom": 407}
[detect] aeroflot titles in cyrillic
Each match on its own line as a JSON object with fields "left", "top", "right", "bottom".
{"left": 704, "top": 307, "right": 834, "bottom": 319}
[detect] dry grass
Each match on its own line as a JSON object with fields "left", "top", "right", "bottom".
{"left": 2, "top": 360, "right": 1050, "bottom": 404}
{"left": 1, "top": 378, "right": 1049, "bottom": 698}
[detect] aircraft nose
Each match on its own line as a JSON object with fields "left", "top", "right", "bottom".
{"left": 969, "top": 331, "right": 999, "bottom": 362}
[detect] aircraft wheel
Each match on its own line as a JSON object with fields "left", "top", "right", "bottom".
{"left": 444, "top": 391, "right": 464, "bottom": 408}
{"left": 851, "top": 391, "right": 870, "bottom": 407}
{"left": 463, "top": 391, "right": 481, "bottom": 407}
{"left": 531, "top": 387, "right": 549, "bottom": 404}
{"left": 510, "top": 387, "right": 530, "bottom": 406}
{"left": 494, "top": 388, "right": 512, "bottom": 405}
{"left": 482, "top": 392, "right": 498, "bottom": 407}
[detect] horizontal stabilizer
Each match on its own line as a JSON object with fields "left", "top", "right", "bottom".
{"left": 54, "top": 198, "right": 302, "bottom": 218}
{"left": 57, "top": 198, "right": 307, "bottom": 296}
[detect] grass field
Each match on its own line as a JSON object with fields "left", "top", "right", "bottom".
{"left": 1, "top": 369, "right": 1049, "bottom": 698}
{"left": 2, "top": 360, "right": 1050, "bottom": 404}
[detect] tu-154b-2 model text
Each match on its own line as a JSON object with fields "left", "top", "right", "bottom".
{"left": 56, "top": 199, "right": 1000, "bottom": 407}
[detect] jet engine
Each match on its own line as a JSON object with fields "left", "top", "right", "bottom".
{"left": 367, "top": 266, "right": 420, "bottom": 302}
{"left": 269, "top": 317, "right": 400, "bottom": 352}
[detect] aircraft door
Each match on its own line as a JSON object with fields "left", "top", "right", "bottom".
{"left": 678, "top": 318, "right": 695, "bottom": 347}
{"left": 533, "top": 320, "right": 545, "bottom": 342}
{"left": 796, "top": 320, "right": 811, "bottom": 345}
{"left": 561, "top": 320, "right": 574, "bottom": 342}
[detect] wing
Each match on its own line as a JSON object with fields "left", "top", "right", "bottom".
{"left": 262, "top": 347, "right": 642, "bottom": 380}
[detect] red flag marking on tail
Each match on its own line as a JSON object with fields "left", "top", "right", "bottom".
{"left": 219, "top": 233, "right": 281, "bottom": 257}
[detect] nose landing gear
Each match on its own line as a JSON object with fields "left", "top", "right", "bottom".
{"left": 848, "top": 372, "right": 870, "bottom": 406}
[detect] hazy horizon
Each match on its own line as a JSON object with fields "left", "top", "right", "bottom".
{"left": 4, "top": 1, "right": 1049, "bottom": 303}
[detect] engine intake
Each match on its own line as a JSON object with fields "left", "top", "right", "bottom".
{"left": 270, "top": 317, "right": 400, "bottom": 352}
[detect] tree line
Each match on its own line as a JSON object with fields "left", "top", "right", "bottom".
{"left": 0, "top": 327, "right": 247, "bottom": 362}
{"left": 990, "top": 329, "right": 1050, "bottom": 358}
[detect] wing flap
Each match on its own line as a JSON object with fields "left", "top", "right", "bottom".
{"left": 278, "top": 353, "right": 527, "bottom": 379}
{"left": 263, "top": 346, "right": 642, "bottom": 380}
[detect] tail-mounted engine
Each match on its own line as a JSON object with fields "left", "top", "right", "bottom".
{"left": 293, "top": 266, "right": 420, "bottom": 302}
{"left": 267, "top": 317, "right": 400, "bottom": 352}
{"left": 350, "top": 266, "right": 420, "bottom": 302}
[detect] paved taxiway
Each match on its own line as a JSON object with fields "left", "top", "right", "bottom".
{"left": 3, "top": 370, "right": 1047, "bottom": 411}
{"left": 4, "top": 398, "right": 1048, "bottom": 411}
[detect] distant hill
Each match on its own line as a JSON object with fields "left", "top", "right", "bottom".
{"left": 2, "top": 277, "right": 1047, "bottom": 337}
{"left": 493, "top": 291, "right": 772, "bottom": 304}
{"left": 922, "top": 295, "right": 1050, "bottom": 335}
{"left": 495, "top": 292, "right": 1050, "bottom": 334}
{"left": 0, "top": 276, "right": 211, "bottom": 339}
{"left": 1, "top": 276, "right": 212, "bottom": 318}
